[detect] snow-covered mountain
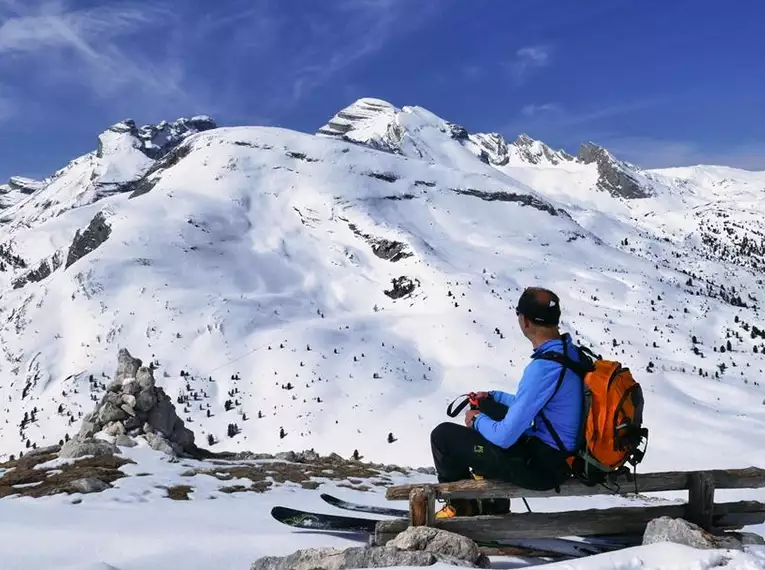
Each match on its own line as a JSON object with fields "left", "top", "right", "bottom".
{"left": 1, "top": 98, "right": 765, "bottom": 481}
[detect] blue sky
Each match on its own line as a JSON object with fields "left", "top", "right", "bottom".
{"left": 1, "top": 0, "right": 763, "bottom": 183}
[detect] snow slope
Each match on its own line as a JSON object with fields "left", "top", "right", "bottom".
{"left": 1, "top": 100, "right": 764, "bottom": 473}
{"left": 0, "top": 99, "right": 765, "bottom": 568}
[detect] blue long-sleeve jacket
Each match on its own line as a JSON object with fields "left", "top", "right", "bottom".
{"left": 472, "top": 335, "right": 583, "bottom": 451}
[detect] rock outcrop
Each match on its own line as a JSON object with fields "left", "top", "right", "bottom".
{"left": 97, "top": 116, "right": 216, "bottom": 163}
{"left": 61, "top": 348, "right": 198, "bottom": 458}
{"left": 643, "top": 516, "right": 765, "bottom": 550}
{"left": 251, "top": 526, "right": 490, "bottom": 569}
{"left": 7, "top": 176, "right": 44, "bottom": 194}
{"left": 64, "top": 211, "right": 112, "bottom": 269}
{"left": 579, "top": 142, "right": 653, "bottom": 199}
{"left": 317, "top": 98, "right": 404, "bottom": 154}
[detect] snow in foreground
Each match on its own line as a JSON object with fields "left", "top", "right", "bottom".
{"left": 1, "top": 444, "right": 764, "bottom": 570}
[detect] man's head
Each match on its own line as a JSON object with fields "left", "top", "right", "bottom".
{"left": 515, "top": 287, "right": 561, "bottom": 344}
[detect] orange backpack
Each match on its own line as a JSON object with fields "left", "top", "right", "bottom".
{"left": 534, "top": 338, "right": 649, "bottom": 487}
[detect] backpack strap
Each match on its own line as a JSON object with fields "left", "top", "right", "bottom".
{"left": 533, "top": 336, "right": 593, "bottom": 456}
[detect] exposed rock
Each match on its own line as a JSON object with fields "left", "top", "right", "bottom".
{"left": 579, "top": 142, "right": 653, "bottom": 199}
{"left": 275, "top": 451, "right": 298, "bottom": 462}
{"left": 371, "top": 239, "right": 411, "bottom": 262}
{"left": 62, "top": 348, "right": 199, "bottom": 458}
{"left": 145, "top": 432, "right": 179, "bottom": 456}
{"left": 127, "top": 142, "right": 194, "bottom": 199}
{"left": 77, "top": 420, "right": 98, "bottom": 439}
{"left": 388, "top": 527, "right": 489, "bottom": 567}
{"left": 511, "top": 134, "right": 574, "bottom": 166}
{"left": 643, "top": 516, "right": 743, "bottom": 549}
{"left": 147, "top": 392, "right": 179, "bottom": 436}
{"left": 384, "top": 276, "right": 419, "bottom": 299}
{"left": 135, "top": 388, "right": 157, "bottom": 412}
{"left": 450, "top": 187, "right": 565, "bottom": 217}
{"left": 251, "top": 523, "right": 490, "bottom": 569}
{"left": 69, "top": 477, "right": 111, "bottom": 494}
{"left": 64, "top": 211, "right": 112, "bottom": 269}
{"left": 8, "top": 176, "right": 44, "bottom": 194}
{"left": 346, "top": 222, "right": 413, "bottom": 263}
{"left": 98, "top": 401, "right": 127, "bottom": 424}
{"left": 115, "top": 435, "right": 136, "bottom": 448}
{"left": 446, "top": 121, "right": 469, "bottom": 141}
{"left": 97, "top": 116, "right": 215, "bottom": 163}
{"left": 11, "top": 250, "right": 64, "bottom": 289}
{"left": 136, "top": 366, "right": 155, "bottom": 388}
{"left": 59, "top": 438, "right": 118, "bottom": 459}
{"left": 116, "top": 349, "right": 142, "bottom": 382}
{"left": 103, "top": 422, "right": 126, "bottom": 437}
{"left": 23, "top": 444, "right": 61, "bottom": 458}
{"left": 250, "top": 534, "right": 485, "bottom": 570}
{"left": 317, "top": 98, "right": 403, "bottom": 154}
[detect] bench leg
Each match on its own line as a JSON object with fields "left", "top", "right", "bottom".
{"left": 409, "top": 487, "right": 435, "bottom": 527}
{"left": 685, "top": 472, "right": 715, "bottom": 531}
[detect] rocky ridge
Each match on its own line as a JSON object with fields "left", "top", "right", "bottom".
{"left": 578, "top": 142, "right": 655, "bottom": 199}
{"left": 317, "top": 98, "right": 651, "bottom": 201}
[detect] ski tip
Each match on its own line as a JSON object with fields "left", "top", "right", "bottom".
{"left": 271, "top": 505, "right": 298, "bottom": 517}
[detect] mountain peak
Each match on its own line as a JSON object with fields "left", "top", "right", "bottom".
{"left": 578, "top": 141, "right": 653, "bottom": 199}
{"left": 317, "top": 98, "right": 403, "bottom": 152}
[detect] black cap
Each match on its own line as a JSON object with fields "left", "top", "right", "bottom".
{"left": 516, "top": 287, "right": 561, "bottom": 326}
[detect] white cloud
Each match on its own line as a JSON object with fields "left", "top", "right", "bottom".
{"left": 507, "top": 44, "right": 552, "bottom": 82}
{"left": 521, "top": 102, "right": 561, "bottom": 117}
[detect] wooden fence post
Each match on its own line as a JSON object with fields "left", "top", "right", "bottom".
{"left": 685, "top": 471, "right": 715, "bottom": 530}
{"left": 409, "top": 487, "right": 435, "bottom": 527}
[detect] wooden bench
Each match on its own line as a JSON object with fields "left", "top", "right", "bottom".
{"left": 372, "top": 467, "right": 765, "bottom": 551}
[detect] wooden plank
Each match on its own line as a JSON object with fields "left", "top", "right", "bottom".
{"left": 409, "top": 487, "right": 435, "bottom": 527}
{"left": 385, "top": 467, "right": 765, "bottom": 500}
{"left": 374, "top": 500, "right": 765, "bottom": 542}
{"left": 685, "top": 472, "right": 715, "bottom": 530}
{"left": 477, "top": 546, "right": 568, "bottom": 559}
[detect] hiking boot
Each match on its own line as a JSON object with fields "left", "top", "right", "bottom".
{"left": 435, "top": 498, "right": 479, "bottom": 518}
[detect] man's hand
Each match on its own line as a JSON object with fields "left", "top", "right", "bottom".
{"left": 465, "top": 409, "right": 480, "bottom": 427}
{"left": 472, "top": 391, "right": 490, "bottom": 400}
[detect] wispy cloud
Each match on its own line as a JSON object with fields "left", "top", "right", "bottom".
{"left": 521, "top": 102, "right": 561, "bottom": 117}
{"left": 506, "top": 44, "right": 553, "bottom": 83}
{"left": 0, "top": 0, "right": 204, "bottom": 116}
{"left": 282, "top": 0, "right": 440, "bottom": 108}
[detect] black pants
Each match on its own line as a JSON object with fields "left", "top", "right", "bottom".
{"left": 430, "top": 422, "right": 571, "bottom": 491}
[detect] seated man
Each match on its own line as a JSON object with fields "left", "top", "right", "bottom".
{"left": 430, "top": 287, "right": 584, "bottom": 518}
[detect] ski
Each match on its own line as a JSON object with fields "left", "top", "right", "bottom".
{"left": 318, "top": 493, "right": 635, "bottom": 552}
{"left": 271, "top": 505, "right": 625, "bottom": 557}
{"left": 320, "top": 492, "right": 409, "bottom": 517}
{"left": 271, "top": 505, "right": 381, "bottom": 533}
